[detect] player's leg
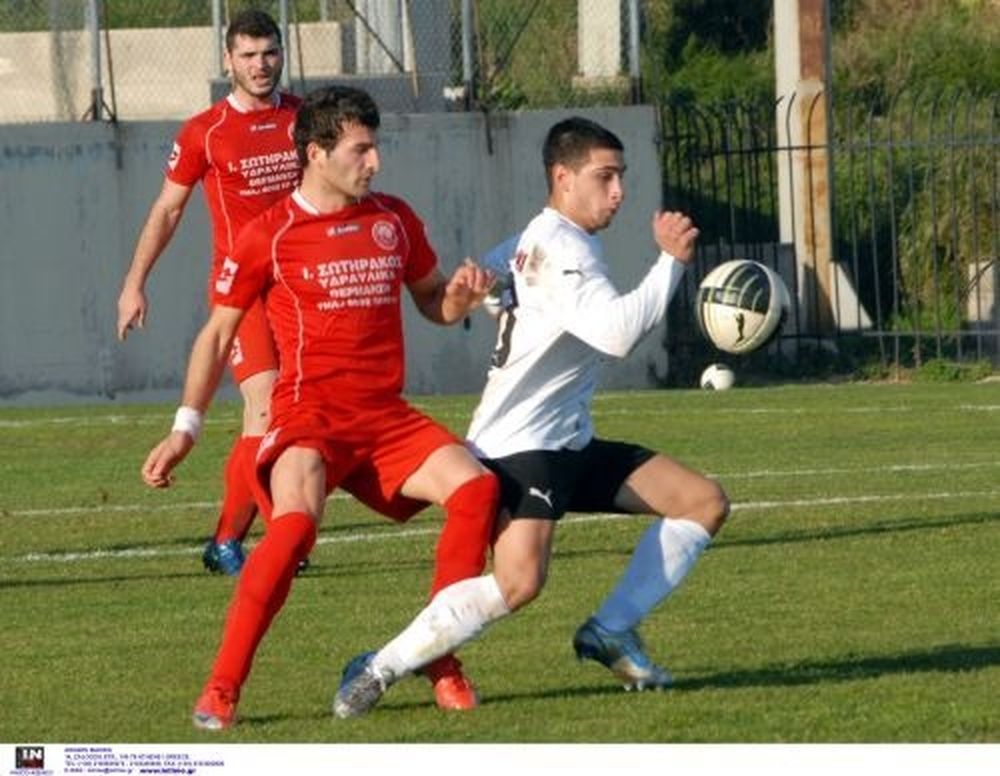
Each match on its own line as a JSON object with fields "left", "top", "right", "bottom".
{"left": 571, "top": 442, "right": 729, "bottom": 689}
{"left": 491, "top": 515, "right": 555, "bottom": 611}
{"left": 193, "top": 444, "right": 326, "bottom": 730}
{"left": 596, "top": 451, "right": 728, "bottom": 629}
{"left": 402, "top": 442, "right": 499, "bottom": 594}
{"left": 401, "top": 441, "right": 500, "bottom": 709}
{"left": 335, "top": 451, "right": 567, "bottom": 718}
{"left": 343, "top": 514, "right": 552, "bottom": 675}
{"left": 204, "top": 299, "right": 278, "bottom": 575}
{"left": 334, "top": 421, "right": 500, "bottom": 716}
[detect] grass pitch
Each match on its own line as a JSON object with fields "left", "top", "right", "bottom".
{"left": 0, "top": 383, "right": 998, "bottom": 744}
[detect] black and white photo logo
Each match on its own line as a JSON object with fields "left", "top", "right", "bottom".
{"left": 14, "top": 746, "right": 44, "bottom": 769}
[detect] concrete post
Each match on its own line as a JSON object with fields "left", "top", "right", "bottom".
{"left": 578, "top": 0, "right": 621, "bottom": 79}
{"left": 774, "top": 0, "right": 835, "bottom": 332}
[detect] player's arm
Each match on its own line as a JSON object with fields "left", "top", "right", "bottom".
{"left": 407, "top": 259, "right": 495, "bottom": 325}
{"left": 558, "top": 211, "right": 699, "bottom": 358}
{"left": 117, "top": 179, "right": 195, "bottom": 340}
{"left": 141, "top": 304, "right": 244, "bottom": 488}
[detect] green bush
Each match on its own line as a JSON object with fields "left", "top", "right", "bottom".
{"left": 912, "top": 358, "right": 994, "bottom": 382}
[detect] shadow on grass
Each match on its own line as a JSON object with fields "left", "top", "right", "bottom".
{"left": 711, "top": 511, "right": 1000, "bottom": 552}
{"left": 672, "top": 642, "right": 1000, "bottom": 691}
{"left": 225, "top": 641, "right": 1000, "bottom": 728}
{"left": 477, "top": 642, "right": 1000, "bottom": 708}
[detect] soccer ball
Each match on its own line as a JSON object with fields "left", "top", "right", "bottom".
{"left": 696, "top": 260, "right": 790, "bottom": 354}
{"left": 700, "top": 363, "right": 735, "bottom": 390}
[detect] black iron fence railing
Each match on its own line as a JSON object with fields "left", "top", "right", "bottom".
{"left": 658, "top": 90, "right": 998, "bottom": 385}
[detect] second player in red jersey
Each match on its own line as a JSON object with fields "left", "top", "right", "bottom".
{"left": 117, "top": 10, "right": 300, "bottom": 576}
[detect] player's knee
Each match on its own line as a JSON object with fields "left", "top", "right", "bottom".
{"left": 498, "top": 565, "right": 547, "bottom": 611}
{"left": 699, "top": 480, "right": 729, "bottom": 536}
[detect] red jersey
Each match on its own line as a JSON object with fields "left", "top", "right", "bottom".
{"left": 213, "top": 190, "right": 438, "bottom": 434}
{"left": 166, "top": 92, "right": 301, "bottom": 275}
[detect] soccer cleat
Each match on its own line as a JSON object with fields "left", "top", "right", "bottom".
{"left": 192, "top": 684, "right": 238, "bottom": 731}
{"left": 422, "top": 654, "right": 479, "bottom": 710}
{"left": 333, "top": 651, "right": 393, "bottom": 718}
{"left": 202, "top": 539, "right": 245, "bottom": 576}
{"left": 572, "top": 617, "right": 673, "bottom": 691}
{"left": 432, "top": 673, "right": 480, "bottom": 710}
{"left": 296, "top": 556, "right": 311, "bottom": 575}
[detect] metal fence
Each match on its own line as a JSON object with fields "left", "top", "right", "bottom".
{"left": 0, "top": 0, "right": 641, "bottom": 123}
{"left": 659, "top": 89, "right": 999, "bottom": 385}
{"left": 4, "top": 2, "right": 997, "bottom": 381}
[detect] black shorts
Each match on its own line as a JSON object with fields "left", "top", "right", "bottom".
{"left": 481, "top": 438, "right": 656, "bottom": 521}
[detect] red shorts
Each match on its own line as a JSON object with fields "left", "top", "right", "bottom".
{"left": 252, "top": 399, "right": 460, "bottom": 523}
{"left": 228, "top": 297, "right": 279, "bottom": 384}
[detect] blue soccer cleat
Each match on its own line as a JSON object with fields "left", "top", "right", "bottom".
{"left": 572, "top": 617, "right": 673, "bottom": 691}
{"left": 333, "top": 651, "right": 394, "bottom": 719}
{"left": 202, "top": 539, "right": 245, "bottom": 576}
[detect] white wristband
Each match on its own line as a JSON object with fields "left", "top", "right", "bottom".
{"left": 171, "top": 406, "right": 203, "bottom": 442}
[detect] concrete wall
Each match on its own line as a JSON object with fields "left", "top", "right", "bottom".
{"left": 0, "top": 106, "right": 665, "bottom": 406}
{"left": 0, "top": 23, "right": 344, "bottom": 123}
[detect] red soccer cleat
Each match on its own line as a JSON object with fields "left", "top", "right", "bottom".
{"left": 423, "top": 654, "right": 479, "bottom": 711}
{"left": 192, "top": 683, "right": 239, "bottom": 731}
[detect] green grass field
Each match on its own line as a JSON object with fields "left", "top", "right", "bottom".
{"left": 1, "top": 383, "right": 998, "bottom": 744}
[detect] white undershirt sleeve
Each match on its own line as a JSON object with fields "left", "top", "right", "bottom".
{"left": 553, "top": 252, "right": 687, "bottom": 358}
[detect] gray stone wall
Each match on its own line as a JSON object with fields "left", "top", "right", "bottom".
{"left": 0, "top": 106, "right": 667, "bottom": 405}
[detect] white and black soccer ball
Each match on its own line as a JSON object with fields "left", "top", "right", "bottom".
{"left": 699, "top": 363, "right": 735, "bottom": 390}
{"left": 696, "top": 260, "right": 790, "bottom": 355}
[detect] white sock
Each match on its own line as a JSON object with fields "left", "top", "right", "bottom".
{"left": 372, "top": 574, "right": 510, "bottom": 680}
{"left": 593, "top": 518, "right": 711, "bottom": 633}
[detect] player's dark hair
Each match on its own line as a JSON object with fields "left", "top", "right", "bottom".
{"left": 226, "top": 9, "right": 282, "bottom": 51}
{"left": 294, "top": 86, "right": 381, "bottom": 167}
{"left": 542, "top": 117, "right": 623, "bottom": 191}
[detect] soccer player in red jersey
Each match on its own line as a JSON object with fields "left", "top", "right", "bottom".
{"left": 117, "top": 10, "right": 300, "bottom": 577}
{"left": 140, "top": 85, "right": 498, "bottom": 729}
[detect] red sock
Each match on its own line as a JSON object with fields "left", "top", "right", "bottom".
{"left": 213, "top": 435, "right": 262, "bottom": 543}
{"left": 424, "top": 473, "right": 499, "bottom": 682}
{"left": 207, "top": 512, "right": 316, "bottom": 695}
{"left": 429, "top": 472, "right": 499, "bottom": 597}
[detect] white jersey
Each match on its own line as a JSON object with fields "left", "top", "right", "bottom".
{"left": 467, "top": 207, "right": 686, "bottom": 458}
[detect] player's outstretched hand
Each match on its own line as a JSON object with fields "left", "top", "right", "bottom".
{"left": 117, "top": 285, "right": 148, "bottom": 341}
{"left": 652, "top": 211, "right": 699, "bottom": 263}
{"left": 444, "top": 258, "right": 495, "bottom": 318}
{"left": 141, "top": 432, "right": 194, "bottom": 488}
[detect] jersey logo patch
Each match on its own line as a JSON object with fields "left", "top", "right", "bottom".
{"left": 521, "top": 245, "right": 548, "bottom": 287}
{"left": 167, "top": 141, "right": 181, "bottom": 171}
{"left": 258, "top": 428, "right": 280, "bottom": 461}
{"left": 215, "top": 257, "right": 239, "bottom": 294}
{"left": 327, "top": 223, "right": 361, "bottom": 238}
{"left": 229, "top": 335, "right": 244, "bottom": 366}
{"left": 372, "top": 220, "right": 399, "bottom": 251}
{"left": 528, "top": 486, "right": 554, "bottom": 509}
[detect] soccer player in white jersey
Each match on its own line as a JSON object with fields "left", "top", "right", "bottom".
{"left": 334, "top": 116, "right": 730, "bottom": 717}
